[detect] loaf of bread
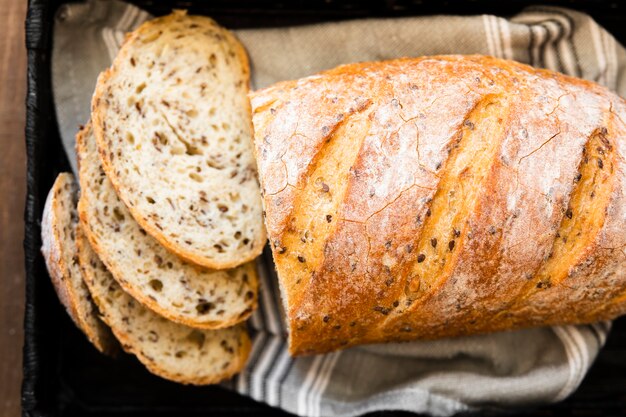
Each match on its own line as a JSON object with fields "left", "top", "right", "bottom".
{"left": 91, "top": 10, "right": 265, "bottom": 270}
{"left": 250, "top": 55, "right": 626, "bottom": 355}
{"left": 77, "top": 123, "right": 257, "bottom": 329}
{"left": 75, "top": 226, "right": 251, "bottom": 385}
{"left": 41, "top": 173, "right": 116, "bottom": 354}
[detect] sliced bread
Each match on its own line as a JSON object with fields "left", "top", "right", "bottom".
{"left": 77, "top": 123, "right": 257, "bottom": 329}
{"left": 75, "top": 226, "right": 250, "bottom": 385}
{"left": 40, "top": 173, "right": 116, "bottom": 354}
{"left": 91, "top": 10, "right": 265, "bottom": 269}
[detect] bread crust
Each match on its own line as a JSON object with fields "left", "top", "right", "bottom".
{"left": 41, "top": 175, "right": 78, "bottom": 321}
{"left": 40, "top": 173, "right": 116, "bottom": 355}
{"left": 250, "top": 55, "right": 626, "bottom": 355}
{"left": 91, "top": 10, "right": 265, "bottom": 270}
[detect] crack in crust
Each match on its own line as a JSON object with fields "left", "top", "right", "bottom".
{"left": 400, "top": 95, "right": 510, "bottom": 305}
{"left": 523, "top": 126, "right": 615, "bottom": 295}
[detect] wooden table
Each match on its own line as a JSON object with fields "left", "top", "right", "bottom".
{"left": 0, "top": 0, "right": 27, "bottom": 416}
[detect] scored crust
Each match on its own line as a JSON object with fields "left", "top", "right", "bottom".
{"left": 91, "top": 10, "right": 265, "bottom": 270}
{"left": 251, "top": 55, "right": 626, "bottom": 355}
{"left": 40, "top": 173, "right": 117, "bottom": 355}
{"left": 75, "top": 226, "right": 251, "bottom": 385}
{"left": 77, "top": 122, "right": 258, "bottom": 330}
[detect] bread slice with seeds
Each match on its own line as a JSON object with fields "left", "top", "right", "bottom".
{"left": 75, "top": 226, "right": 250, "bottom": 384}
{"left": 91, "top": 10, "right": 265, "bottom": 269}
{"left": 40, "top": 173, "right": 116, "bottom": 354}
{"left": 77, "top": 123, "right": 257, "bottom": 329}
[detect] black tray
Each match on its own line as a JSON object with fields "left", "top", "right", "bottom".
{"left": 22, "top": 1, "right": 626, "bottom": 416}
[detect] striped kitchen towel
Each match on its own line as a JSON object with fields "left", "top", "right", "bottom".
{"left": 52, "top": 2, "right": 623, "bottom": 416}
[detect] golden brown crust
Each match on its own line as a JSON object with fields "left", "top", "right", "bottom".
{"left": 250, "top": 55, "right": 626, "bottom": 355}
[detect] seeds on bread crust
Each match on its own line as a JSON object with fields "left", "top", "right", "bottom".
{"left": 251, "top": 55, "right": 626, "bottom": 355}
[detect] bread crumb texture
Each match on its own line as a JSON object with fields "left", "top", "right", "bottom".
{"left": 91, "top": 10, "right": 265, "bottom": 269}
{"left": 251, "top": 55, "right": 626, "bottom": 355}
{"left": 76, "top": 226, "right": 250, "bottom": 385}
{"left": 77, "top": 123, "right": 258, "bottom": 330}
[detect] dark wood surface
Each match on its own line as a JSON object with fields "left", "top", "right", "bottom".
{"left": 0, "top": 0, "right": 27, "bottom": 416}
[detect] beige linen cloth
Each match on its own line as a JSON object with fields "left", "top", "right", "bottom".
{"left": 52, "top": 2, "right": 624, "bottom": 416}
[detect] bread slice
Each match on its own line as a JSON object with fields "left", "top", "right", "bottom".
{"left": 77, "top": 123, "right": 257, "bottom": 329}
{"left": 75, "top": 225, "right": 250, "bottom": 385}
{"left": 40, "top": 173, "right": 116, "bottom": 354}
{"left": 91, "top": 10, "right": 265, "bottom": 269}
